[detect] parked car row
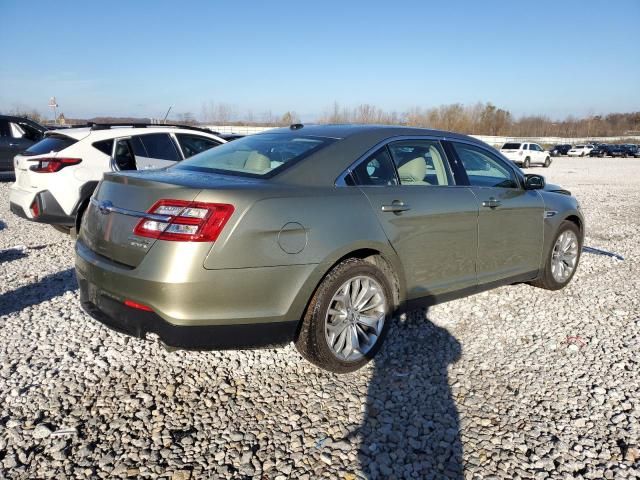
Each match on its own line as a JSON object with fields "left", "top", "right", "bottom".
{"left": 589, "top": 143, "right": 639, "bottom": 158}
{"left": 549, "top": 142, "right": 639, "bottom": 158}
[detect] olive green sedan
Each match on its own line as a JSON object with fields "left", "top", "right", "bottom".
{"left": 75, "top": 125, "right": 584, "bottom": 373}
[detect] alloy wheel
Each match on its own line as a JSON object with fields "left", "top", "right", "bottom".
{"left": 324, "top": 275, "right": 387, "bottom": 362}
{"left": 551, "top": 230, "right": 579, "bottom": 283}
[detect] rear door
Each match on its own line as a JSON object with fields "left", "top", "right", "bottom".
{"left": 112, "top": 133, "right": 182, "bottom": 171}
{"left": 448, "top": 141, "right": 543, "bottom": 284}
{"left": 352, "top": 139, "right": 478, "bottom": 299}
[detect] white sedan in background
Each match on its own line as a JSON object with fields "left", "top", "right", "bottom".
{"left": 567, "top": 145, "right": 594, "bottom": 157}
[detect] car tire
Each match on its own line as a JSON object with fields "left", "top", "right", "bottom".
{"left": 295, "top": 257, "right": 393, "bottom": 373}
{"left": 530, "top": 220, "right": 582, "bottom": 291}
{"left": 544, "top": 156, "right": 551, "bottom": 168}
{"left": 523, "top": 157, "right": 531, "bottom": 168}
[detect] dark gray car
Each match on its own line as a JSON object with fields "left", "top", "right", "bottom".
{"left": 0, "top": 115, "right": 47, "bottom": 177}
{"left": 76, "top": 125, "right": 584, "bottom": 373}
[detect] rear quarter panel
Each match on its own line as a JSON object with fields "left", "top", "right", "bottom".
{"left": 201, "top": 186, "right": 395, "bottom": 270}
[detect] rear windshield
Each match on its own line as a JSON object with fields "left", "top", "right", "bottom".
{"left": 174, "top": 133, "right": 336, "bottom": 177}
{"left": 23, "top": 134, "right": 77, "bottom": 156}
{"left": 574, "top": 145, "right": 585, "bottom": 148}
{"left": 502, "top": 143, "right": 521, "bottom": 149}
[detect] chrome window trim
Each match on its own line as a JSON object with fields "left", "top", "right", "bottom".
{"left": 335, "top": 135, "right": 464, "bottom": 188}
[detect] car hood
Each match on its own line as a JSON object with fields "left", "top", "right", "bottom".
{"left": 543, "top": 182, "right": 571, "bottom": 196}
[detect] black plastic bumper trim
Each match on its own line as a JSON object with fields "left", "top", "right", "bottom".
{"left": 10, "top": 190, "right": 75, "bottom": 226}
{"left": 77, "top": 274, "right": 298, "bottom": 350}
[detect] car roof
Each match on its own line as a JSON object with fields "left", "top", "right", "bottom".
{"left": 271, "top": 124, "right": 488, "bottom": 186}
{"left": 45, "top": 125, "right": 225, "bottom": 142}
{"left": 263, "top": 123, "right": 475, "bottom": 141}
{"left": 0, "top": 115, "right": 46, "bottom": 128}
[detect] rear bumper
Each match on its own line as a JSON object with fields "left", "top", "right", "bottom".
{"left": 74, "top": 239, "right": 323, "bottom": 350}
{"left": 78, "top": 273, "right": 298, "bottom": 349}
{"left": 9, "top": 187, "right": 75, "bottom": 225}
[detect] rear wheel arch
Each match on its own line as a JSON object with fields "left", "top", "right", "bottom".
{"left": 292, "top": 247, "right": 405, "bottom": 341}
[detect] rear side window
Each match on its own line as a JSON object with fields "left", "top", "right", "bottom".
{"left": 502, "top": 143, "right": 521, "bottom": 150}
{"left": 24, "top": 135, "right": 77, "bottom": 156}
{"left": 388, "top": 140, "right": 451, "bottom": 186}
{"left": 93, "top": 139, "right": 114, "bottom": 155}
{"left": 15, "top": 122, "right": 43, "bottom": 141}
{"left": 176, "top": 134, "right": 221, "bottom": 159}
{"left": 452, "top": 142, "right": 518, "bottom": 189}
{"left": 350, "top": 147, "right": 398, "bottom": 186}
{"left": 137, "top": 133, "right": 180, "bottom": 161}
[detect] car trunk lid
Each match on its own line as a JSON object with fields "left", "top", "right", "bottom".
{"left": 80, "top": 172, "right": 206, "bottom": 267}
{"left": 79, "top": 169, "right": 262, "bottom": 268}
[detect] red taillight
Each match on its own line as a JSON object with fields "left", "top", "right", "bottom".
{"left": 133, "top": 199, "right": 234, "bottom": 242}
{"left": 30, "top": 199, "right": 40, "bottom": 218}
{"left": 29, "top": 157, "right": 82, "bottom": 173}
{"left": 124, "top": 299, "right": 153, "bottom": 311}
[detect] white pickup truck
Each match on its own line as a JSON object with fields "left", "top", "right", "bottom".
{"left": 500, "top": 142, "right": 551, "bottom": 168}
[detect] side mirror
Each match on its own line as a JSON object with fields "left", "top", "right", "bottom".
{"left": 524, "top": 174, "right": 545, "bottom": 190}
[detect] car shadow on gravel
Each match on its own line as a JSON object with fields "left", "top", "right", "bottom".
{"left": 356, "top": 309, "right": 463, "bottom": 479}
{"left": 0, "top": 268, "right": 77, "bottom": 316}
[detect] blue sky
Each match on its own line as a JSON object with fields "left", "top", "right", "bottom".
{"left": 1, "top": 0, "right": 638, "bottom": 121}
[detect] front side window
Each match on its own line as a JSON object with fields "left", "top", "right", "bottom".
{"left": 138, "top": 133, "right": 180, "bottom": 161}
{"left": 175, "top": 133, "right": 335, "bottom": 177}
{"left": 350, "top": 147, "right": 398, "bottom": 186}
{"left": 176, "top": 134, "right": 221, "bottom": 159}
{"left": 452, "top": 142, "right": 518, "bottom": 189}
{"left": 388, "top": 140, "right": 451, "bottom": 186}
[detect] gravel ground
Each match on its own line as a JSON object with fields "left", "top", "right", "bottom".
{"left": 0, "top": 156, "right": 638, "bottom": 480}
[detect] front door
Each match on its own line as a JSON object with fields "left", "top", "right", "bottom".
{"left": 351, "top": 140, "right": 478, "bottom": 299}
{"left": 448, "top": 141, "right": 544, "bottom": 285}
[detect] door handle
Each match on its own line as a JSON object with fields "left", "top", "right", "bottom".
{"left": 381, "top": 201, "right": 411, "bottom": 213}
{"left": 9, "top": 143, "right": 18, "bottom": 147}
{"left": 482, "top": 198, "right": 501, "bottom": 208}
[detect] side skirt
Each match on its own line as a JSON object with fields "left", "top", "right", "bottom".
{"left": 400, "top": 270, "right": 539, "bottom": 312}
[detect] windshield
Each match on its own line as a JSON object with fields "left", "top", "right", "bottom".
{"left": 174, "top": 133, "right": 336, "bottom": 177}
{"left": 502, "top": 143, "right": 521, "bottom": 149}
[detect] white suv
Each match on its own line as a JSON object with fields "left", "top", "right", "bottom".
{"left": 9, "top": 124, "right": 225, "bottom": 234}
{"left": 499, "top": 142, "right": 551, "bottom": 168}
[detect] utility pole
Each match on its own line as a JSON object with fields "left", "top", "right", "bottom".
{"left": 163, "top": 106, "right": 172, "bottom": 124}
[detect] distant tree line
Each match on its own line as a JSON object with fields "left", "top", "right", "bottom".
{"left": 317, "top": 102, "right": 640, "bottom": 138}
{"left": 4, "top": 102, "right": 639, "bottom": 137}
